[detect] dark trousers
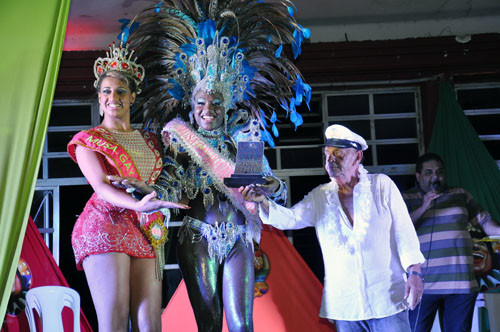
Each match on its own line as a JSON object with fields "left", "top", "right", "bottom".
{"left": 409, "top": 293, "right": 478, "bottom": 332}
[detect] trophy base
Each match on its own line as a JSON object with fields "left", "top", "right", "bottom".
{"left": 223, "top": 175, "right": 266, "bottom": 188}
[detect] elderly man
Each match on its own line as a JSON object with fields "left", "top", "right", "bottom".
{"left": 240, "top": 124, "right": 425, "bottom": 332}
{"left": 403, "top": 152, "right": 500, "bottom": 332}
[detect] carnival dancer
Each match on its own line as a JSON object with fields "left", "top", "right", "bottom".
{"left": 108, "top": 1, "right": 311, "bottom": 331}
{"left": 67, "top": 43, "right": 188, "bottom": 332}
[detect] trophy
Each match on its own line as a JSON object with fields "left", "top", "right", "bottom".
{"left": 224, "top": 141, "right": 266, "bottom": 188}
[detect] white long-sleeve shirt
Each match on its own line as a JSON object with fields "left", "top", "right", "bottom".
{"left": 260, "top": 172, "right": 424, "bottom": 321}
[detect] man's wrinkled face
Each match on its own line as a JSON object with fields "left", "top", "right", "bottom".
{"left": 416, "top": 160, "right": 446, "bottom": 193}
{"left": 324, "top": 146, "right": 361, "bottom": 178}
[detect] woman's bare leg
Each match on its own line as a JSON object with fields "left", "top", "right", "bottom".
{"left": 83, "top": 253, "right": 131, "bottom": 332}
{"left": 129, "top": 257, "right": 162, "bottom": 332}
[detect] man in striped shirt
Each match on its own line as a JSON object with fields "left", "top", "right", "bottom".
{"left": 403, "top": 152, "right": 500, "bottom": 332}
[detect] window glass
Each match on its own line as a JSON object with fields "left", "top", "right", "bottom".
{"left": 275, "top": 123, "right": 324, "bottom": 146}
{"left": 457, "top": 87, "right": 500, "bottom": 109}
{"left": 48, "top": 158, "right": 82, "bottom": 178}
{"left": 362, "top": 147, "right": 373, "bottom": 166}
{"left": 483, "top": 141, "right": 500, "bottom": 160}
{"left": 47, "top": 131, "right": 79, "bottom": 152}
{"left": 457, "top": 84, "right": 500, "bottom": 162}
{"left": 328, "top": 95, "right": 369, "bottom": 116}
{"left": 374, "top": 92, "right": 415, "bottom": 114}
{"left": 49, "top": 104, "right": 92, "bottom": 126}
{"left": 375, "top": 118, "right": 417, "bottom": 139}
{"left": 281, "top": 148, "right": 323, "bottom": 169}
{"left": 289, "top": 175, "right": 329, "bottom": 204}
{"left": 326, "top": 88, "right": 422, "bottom": 169}
{"left": 466, "top": 114, "right": 500, "bottom": 136}
{"left": 377, "top": 143, "right": 419, "bottom": 165}
{"left": 264, "top": 149, "right": 277, "bottom": 169}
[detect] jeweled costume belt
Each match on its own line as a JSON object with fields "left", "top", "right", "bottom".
{"left": 180, "top": 216, "right": 248, "bottom": 263}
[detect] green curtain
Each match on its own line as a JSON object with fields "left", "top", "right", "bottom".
{"left": 0, "top": 0, "right": 70, "bottom": 324}
{"left": 428, "top": 81, "right": 500, "bottom": 222}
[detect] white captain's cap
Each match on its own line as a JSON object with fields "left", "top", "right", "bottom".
{"left": 324, "top": 124, "right": 368, "bottom": 151}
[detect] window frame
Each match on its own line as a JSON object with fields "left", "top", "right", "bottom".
{"left": 322, "top": 86, "right": 425, "bottom": 174}
{"left": 455, "top": 82, "right": 500, "bottom": 167}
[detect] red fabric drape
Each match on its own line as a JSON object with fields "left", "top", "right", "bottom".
{"left": 162, "top": 225, "right": 333, "bottom": 331}
{"left": 1, "top": 217, "right": 93, "bottom": 332}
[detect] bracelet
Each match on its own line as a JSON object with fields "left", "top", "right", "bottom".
{"left": 409, "top": 271, "right": 423, "bottom": 278}
{"left": 269, "top": 177, "right": 285, "bottom": 199}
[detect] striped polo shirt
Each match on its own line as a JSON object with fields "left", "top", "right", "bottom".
{"left": 403, "top": 186, "right": 490, "bottom": 294}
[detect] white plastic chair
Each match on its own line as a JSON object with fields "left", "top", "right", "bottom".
{"left": 25, "top": 286, "right": 81, "bottom": 332}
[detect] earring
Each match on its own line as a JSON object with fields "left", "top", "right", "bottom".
{"left": 189, "top": 110, "right": 194, "bottom": 124}
{"left": 99, "top": 108, "right": 104, "bottom": 117}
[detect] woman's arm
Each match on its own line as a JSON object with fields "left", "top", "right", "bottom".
{"left": 75, "top": 145, "right": 188, "bottom": 212}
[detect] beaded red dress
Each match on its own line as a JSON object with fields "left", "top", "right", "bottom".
{"left": 67, "top": 127, "right": 163, "bottom": 270}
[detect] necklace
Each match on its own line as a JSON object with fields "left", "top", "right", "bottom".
{"left": 197, "top": 127, "right": 224, "bottom": 138}
{"left": 197, "top": 127, "right": 234, "bottom": 158}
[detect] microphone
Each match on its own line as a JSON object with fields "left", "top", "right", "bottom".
{"left": 432, "top": 181, "right": 441, "bottom": 193}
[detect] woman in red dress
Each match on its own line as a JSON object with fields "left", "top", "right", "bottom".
{"left": 67, "top": 43, "right": 188, "bottom": 332}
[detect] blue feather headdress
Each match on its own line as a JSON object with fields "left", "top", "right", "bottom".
{"left": 123, "top": 0, "right": 311, "bottom": 147}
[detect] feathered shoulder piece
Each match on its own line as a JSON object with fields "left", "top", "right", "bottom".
{"left": 124, "top": 0, "right": 311, "bottom": 147}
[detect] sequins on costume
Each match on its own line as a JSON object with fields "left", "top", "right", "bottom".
{"left": 156, "top": 124, "right": 236, "bottom": 212}
{"left": 67, "top": 127, "right": 162, "bottom": 270}
{"left": 179, "top": 216, "right": 248, "bottom": 263}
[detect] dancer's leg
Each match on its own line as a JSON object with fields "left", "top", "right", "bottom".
{"left": 83, "top": 253, "right": 131, "bottom": 332}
